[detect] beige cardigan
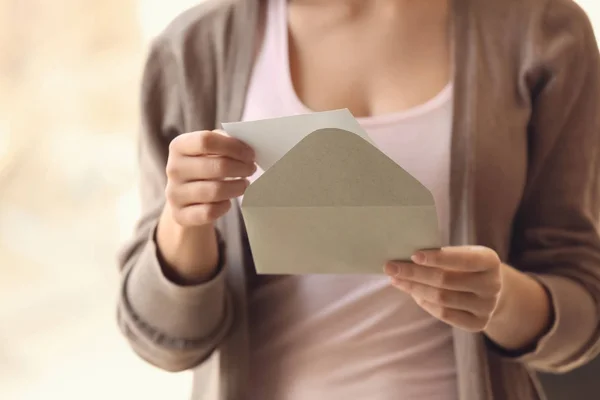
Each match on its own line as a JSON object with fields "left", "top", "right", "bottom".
{"left": 117, "top": 0, "right": 600, "bottom": 399}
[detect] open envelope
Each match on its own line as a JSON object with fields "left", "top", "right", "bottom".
{"left": 223, "top": 113, "right": 440, "bottom": 274}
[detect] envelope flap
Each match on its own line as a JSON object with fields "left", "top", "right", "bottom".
{"left": 243, "top": 128, "right": 435, "bottom": 207}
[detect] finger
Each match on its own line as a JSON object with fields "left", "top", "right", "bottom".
{"left": 168, "top": 179, "right": 249, "bottom": 205}
{"left": 172, "top": 201, "right": 232, "bottom": 226}
{"left": 391, "top": 279, "right": 497, "bottom": 317}
{"left": 170, "top": 130, "right": 255, "bottom": 162}
{"left": 412, "top": 246, "right": 500, "bottom": 272}
{"left": 167, "top": 156, "right": 257, "bottom": 181}
{"left": 384, "top": 262, "right": 501, "bottom": 296}
{"left": 413, "top": 297, "right": 488, "bottom": 332}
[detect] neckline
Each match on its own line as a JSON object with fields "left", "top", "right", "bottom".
{"left": 273, "top": 0, "right": 454, "bottom": 126}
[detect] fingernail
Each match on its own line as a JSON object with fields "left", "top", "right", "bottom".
{"left": 411, "top": 252, "right": 426, "bottom": 264}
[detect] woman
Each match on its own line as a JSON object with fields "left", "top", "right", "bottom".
{"left": 117, "top": 0, "right": 600, "bottom": 399}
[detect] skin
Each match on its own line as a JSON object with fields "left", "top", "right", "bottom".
{"left": 288, "top": 0, "right": 450, "bottom": 117}
{"left": 157, "top": 130, "right": 256, "bottom": 284}
{"left": 383, "top": 247, "right": 552, "bottom": 351}
{"left": 157, "top": 0, "right": 552, "bottom": 351}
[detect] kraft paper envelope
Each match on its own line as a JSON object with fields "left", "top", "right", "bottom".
{"left": 222, "top": 109, "right": 374, "bottom": 170}
{"left": 223, "top": 115, "right": 440, "bottom": 275}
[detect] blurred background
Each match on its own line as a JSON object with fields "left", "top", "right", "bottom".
{"left": 0, "top": 1, "right": 598, "bottom": 399}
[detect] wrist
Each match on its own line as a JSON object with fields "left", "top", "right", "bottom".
{"left": 156, "top": 205, "right": 221, "bottom": 284}
{"left": 484, "top": 264, "right": 552, "bottom": 351}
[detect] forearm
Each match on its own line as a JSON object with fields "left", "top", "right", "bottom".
{"left": 119, "top": 207, "right": 232, "bottom": 371}
{"left": 484, "top": 263, "right": 553, "bottom": 351}
{"left": 156, "top": 204, "right": 221, "bottom": 284}
{"left": 119, "top": 245, "right": 232, "bottom": 372}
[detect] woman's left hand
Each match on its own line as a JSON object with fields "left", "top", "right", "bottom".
{"left": 384, "top": 246, "right": 503, "bottom": 332}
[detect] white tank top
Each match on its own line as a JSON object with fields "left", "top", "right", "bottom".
{"left": 241, "top": 0, "right": 458, "bottom": 399}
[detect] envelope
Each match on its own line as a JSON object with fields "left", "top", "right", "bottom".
{"left": 223, "top": 112, "right": 440, "bottom": 275}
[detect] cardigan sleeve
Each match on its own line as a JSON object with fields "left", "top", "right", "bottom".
{"left": 116, "top": 33, "right": 233, "bottom": 372}
{"left": 506, "top": 0, "right": 600, "bottom": 373}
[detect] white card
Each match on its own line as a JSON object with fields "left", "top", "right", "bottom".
{"left": 222, "top": 109, "right": 373, "bottom": 170}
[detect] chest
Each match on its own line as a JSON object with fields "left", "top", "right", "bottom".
{"left": 242, "top": 0, "right": 532, "bottom": 260}
{"left": 287, "top": 1, "right": 451, "bottom": 118}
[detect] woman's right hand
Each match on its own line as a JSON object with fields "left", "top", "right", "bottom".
{"left": 165, "top": 130, "right": 256, "bottom": 226}
{"left": 157, "top": 130, "right": 256, "bottom": 283}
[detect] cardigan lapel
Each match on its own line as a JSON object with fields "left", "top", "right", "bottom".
{"left": 214, "top": 2, "right": 261, "bottom": 400}
{"left": 449, "top": 0, "right": 494, "bottom": 399}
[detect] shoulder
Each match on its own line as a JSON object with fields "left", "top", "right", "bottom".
{"left": 474, "top": 0, "right": 598, "bottom": 92}
{"left": 151, "top": 0, "right": 248, "bottom": 59}
{"left": 538, "top": 0, "right": 594, "bottom": 34}
{"left": 141, "top": 0, "right": 260, "bottom": 130}
{"left": 535, "top": 0, "right": 596, "bottom": 54}
{"left": 459, "top": 0, "right": 596, "bottom": 65}
{"left": 520, "top": 0, "right": 596, "bottom": 64}
{"left": 523, "top": 0, "right": 598, "bottom": 96}
{"left": 471, "top": 0, "right": 595, "bottom": 47}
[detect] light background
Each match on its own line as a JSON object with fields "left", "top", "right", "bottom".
{"left": 0, "top": 1, "right": 598, "bottom": 399}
